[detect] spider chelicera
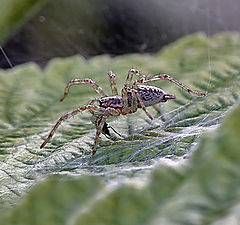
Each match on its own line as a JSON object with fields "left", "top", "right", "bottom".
{"left": 40, "top": 69, "right": 206, "bottom": 162}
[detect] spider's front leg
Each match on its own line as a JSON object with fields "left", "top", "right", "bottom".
{"left": 40, "top": 105, "right": 106, "bottom": 149}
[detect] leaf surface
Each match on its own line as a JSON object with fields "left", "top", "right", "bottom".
{"left": 1, "top": 93, "right": 240, "bottom": 225}
{"left": 0, "top": 33, "right": 240, "bottom": 216}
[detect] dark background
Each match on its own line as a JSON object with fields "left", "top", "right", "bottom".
{"left": 1, "top": 0, "right": 240, "bottom": 69}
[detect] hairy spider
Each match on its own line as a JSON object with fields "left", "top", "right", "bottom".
{"left": 40, "top": 69, "right": 206, "bottom": 162}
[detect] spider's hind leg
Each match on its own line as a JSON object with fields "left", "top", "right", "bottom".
{"left": 152, "top": 105, "right": 161, "bottom": 114}
{"left": 134, "top": 74, "right": 206, "bottom": 96}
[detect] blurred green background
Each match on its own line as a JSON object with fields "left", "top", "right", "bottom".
{"left": 1, "top": 0, "right": 240, "bottom": 68}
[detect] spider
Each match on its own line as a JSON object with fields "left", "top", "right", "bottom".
{"left": 40, "top": 69, "right": 206, "bottom": 162}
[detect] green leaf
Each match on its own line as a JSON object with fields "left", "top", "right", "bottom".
{"left": 73, "top": 103, "right": 240, "bottom": 225}
{"left": 0, "top": 0, "right": 48, "bottom": 44}
{"left": 1, "top": 97, "right": 240, "bottom": 225}
{"left": 0, "top": 32, "right": 240, "bottom": 216}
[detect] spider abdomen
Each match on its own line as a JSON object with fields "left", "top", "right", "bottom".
{"left": 137, "top": 85, "right": 175, "bottom": 107}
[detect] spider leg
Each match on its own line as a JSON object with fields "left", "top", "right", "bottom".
{"left": 129, "top": 88, "right": 153, "bottom": 120}
{"left": 108, "top": 71, "right": 119, "bottom": 95}
{"left": 60, "top": 78, "right": 108, "bottom": 101}
{"left": 122, "top": 69, "right": 153, "bottom": 119}
{"left": 90, "top": 108, "right": 120, "bottom": 163}
{"left": 88, "top": 98, "right": 112, "bottom": 139}
{"left": 88, "top": 98, "right": 100, "bottom": 116}
{"left": 121, "top": 87, "right": 134, "bottom": 114}
{"left": 134, "top": 74, "right": 206, "bottom": 96}
{"left": 152, "top": 105, "right": 161, "bottom": 113}
{"left": 40, "top": 105, "right": 106, "bottom": 149}
{"left": 91, "top": 115, "right": 107, "bottom": 163}
{"left": 121, "top": 86, "right": 153, "bottom": 120}
{"left": 125, "top": 69, "right": 135, "bottom": 87}
{"left": 124, "top": 69, "right": 143, "bottom": 87}
{"left": 89, "top": 98, "right": 99, "bottom": 105}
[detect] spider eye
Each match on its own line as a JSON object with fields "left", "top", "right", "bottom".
{"left": 135, "top": 70, "right": 139, "bottom": 74}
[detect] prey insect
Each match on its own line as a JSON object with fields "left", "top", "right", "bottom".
{"left": 40, "top": 69, "right": 206, "bottom": 162}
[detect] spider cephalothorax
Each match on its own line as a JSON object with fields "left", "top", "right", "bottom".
{"left": 40, "top": 69, "right": 205, "bottom": 162}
